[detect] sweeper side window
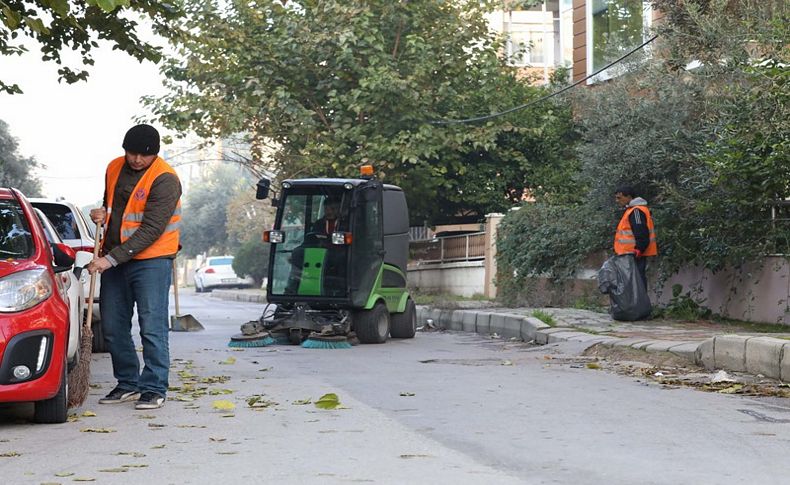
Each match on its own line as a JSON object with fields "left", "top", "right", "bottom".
{"left": 271, "top": 189, "right": 349, "bottom": 298}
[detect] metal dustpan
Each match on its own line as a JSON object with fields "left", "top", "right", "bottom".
{"left": 170, "top": 260, "right": 204, "bottom": 332}
{"left": 170, "top": 313, "right": 204, "bottom": 332}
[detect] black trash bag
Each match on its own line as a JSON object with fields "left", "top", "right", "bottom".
{"left": 597, "top": 254, "right": 651, "bottom": 321}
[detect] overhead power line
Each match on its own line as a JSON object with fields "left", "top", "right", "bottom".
{"left": 430, "top": 34, "right": 659, "bottom": 125}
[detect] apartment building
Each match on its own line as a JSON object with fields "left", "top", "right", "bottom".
{"left": 487, "top": 0, "right": 657, "bottom": 84}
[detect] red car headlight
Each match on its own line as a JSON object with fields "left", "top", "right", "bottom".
{"left": 0, "top": 268, "right": 53, "bottom": 313}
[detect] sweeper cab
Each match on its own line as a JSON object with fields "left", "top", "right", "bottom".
{"left": 255, "top": 165, "right": 416, "bottom": 346}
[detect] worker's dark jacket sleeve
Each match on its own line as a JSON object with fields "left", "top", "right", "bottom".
{"left": 628, "top": 207, "right": 650, "bottom": 253}
{"left": 103, "top": 165, "right": 181, "bottom": 265}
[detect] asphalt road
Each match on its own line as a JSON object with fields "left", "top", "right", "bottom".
{"left": 2, "top": 292, "right": 790, "bottom": 484}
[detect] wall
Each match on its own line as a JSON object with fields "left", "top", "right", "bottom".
{"left": 654, "top": 256, "right": 790, "bottom": 325}
{"left": 407, "top": 261, "right": 486, "bottom": 298}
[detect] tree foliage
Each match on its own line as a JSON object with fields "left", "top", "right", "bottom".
{"left": 179, "top": 164, "right": 248, "bottom": 257}
{"left": 0, "top": 0, "right": 180, "bottom": 94}
{"left": 145, "top": 0, "right": 577, "bottom": 223}
{"left": 0, "top": 119, "right": 42, "bottom": 195}
{"left": 232, "top": 238, "right": 269, "bottom": 287}
{"left": 497, "top": 0, "right": 789, "bottom": 289}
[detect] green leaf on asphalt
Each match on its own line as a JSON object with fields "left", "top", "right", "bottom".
{"left": 213, "top": 400, "right": 236, "bottom": 411}
{"left": 399, "top": 392, "right": 415, "bottom": 397}
{"left": 73, "top": 478, "right": 96, "bottom": 482}
{"left": 122, "top": 464, "right": 149, "bottom": 468}
{"left": 116, "top": 452, "right": 146, "bottom": 457}
{"left": 80, "top": 427, "right": 115, "bottom": 433}
{"left": 0, "top": 451, "right": 20, "bottom": 457}
{"left": 219, "top": 356, "right": 236, "bottom": 365}
{"left": 315, "top": 393, "right": 341, "bottom": 410}
{"left": 151, "top": 444, "right": 166, "bottom": 449}
{"left": 292, "top": 398, "right": 311, "bottom": 405}
{"left": 586, "top": 363, "right": 601, "bottom": 370}
{"left": 99, "top": 468, "right": 128, "bottom": 473}
{"left": 81, "top": 411, "right": 97, "bottom": 417}
{"left": 55, "top": 471, "right": 75, "bottom": 477}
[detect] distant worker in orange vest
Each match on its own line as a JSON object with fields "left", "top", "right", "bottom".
{"left": 87, "top": 124, "right": 182, "bottom": 410}
{"left": 614, "top": 186, "right": 657, "bottom": 290}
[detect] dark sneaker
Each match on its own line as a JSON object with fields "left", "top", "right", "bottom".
{"left": 135, "top": 392, "right": 166, "bottom": 410}
{"left": 99, "top": 386, "right": 141, "bottom": 404}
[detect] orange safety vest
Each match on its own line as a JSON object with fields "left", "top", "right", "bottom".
{"left": 103, "top": 156, "right": 181, "bottom": 260}
{"left": 614, "top": 205, "right": 658, "bottom": 256}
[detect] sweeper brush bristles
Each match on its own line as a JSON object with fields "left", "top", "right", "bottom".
{"left": 301, "top": 334, "right": 352, "bottom": 349}
{"left": 67, "top": 322, "right": 93, "bottom": 407}
{"left": 228, "top": 335, "right": 276, "bottom": 348}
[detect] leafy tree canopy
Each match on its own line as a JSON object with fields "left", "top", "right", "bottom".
{"left": 0, "top": 119, "right": 42, "bottom": 195}
{"left": 0, "top": 0, "right": 180, "bottom": 94}
{"left": 145, "top": 0, "right": 578, "bottom": 223}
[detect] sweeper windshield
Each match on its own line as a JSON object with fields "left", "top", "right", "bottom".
{"left": 269, "top": 188, "right": 352, "bottom": 298}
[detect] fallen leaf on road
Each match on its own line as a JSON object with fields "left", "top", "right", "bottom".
{"left": 315, "top": 393, "right": 341, "bottom": 410}
{"left": 219, "top": 357, "right": 236, "bottom": 365}
{"left": 543, "top": 355, "right": 553, "bottom": 360}
{"left": 54, "top": 472, "right": 74, "bottom": 477}
{"left": 586, "top": 363, "right": 601, "bottom": 370}
{"left": 399, "top": 392, "right": 415, "bottom": 397}
{"left": 213, "top": 400, "right": 236, "bottom": 411}
{"left": 81, "top": 411, "right": 97, "bottom": 417}
{"left": 0, "top": 451, "right": 20, "bottom": 457}
{"left": 399, "top": 454, "right": 432, "bottom": 459}
{"left": 73, "top": 478, "right": 96, "bottom": 482}
{"left": 258, "top": 367, "right": 272, "bottom": 372}
{"left": 80, "top": 428, "right": 115, "bottom": 433}
{"left": 137, "top": 415, "right": 156, "bottom": 420}
{"left": 98, "top": 468, "right": 127, "bottom": 473}
{"left": 122, "top": 464, "right": 149, "bottom": 468}
{"left": 116, "top": 452, "right": 146, "bottom": 457}
{"left": 501, "top": 360, "right": 513, "bottom": 366}
{"left": 247, "top": 395, "right": 278, "bottom": 408}
{"left": 201, "top": 375, "right": 231, "bottom": 384}
{"left": 176, "top": 424, "right": 207, "bottom": 429}
{"left": 216, "top": 451, "right": 238, "bottom": 455}
{"left": 209, "top": 437, "right": 227, "bottom": 442}
{"left": 209, "top": 388, "right": 234, "bottom": 396}
{"left": 89, "top": 383, "right": 102, "bottom": 389}
{"left": 151, "top": 445, "right": 166, "bottom": 449}
{"left": 221, "top": 414, "right": 236, "bottom": 418}
{"left": 173, "top": 396, "right": 194, "bottom": 402}
{"left": 292, "top": 398, "right": 311, "bottom": 405}
{"left": 147, "top": 423, "right": 167, "bottom": 428}
{"left": 67, "top": 414, "right": 80, "bottom": 422}
{"left": 718, "top": 384, "right": 744, "bottom": 394}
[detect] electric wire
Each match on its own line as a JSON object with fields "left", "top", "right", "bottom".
{"left": 430, "top": 34, "right": 659, "bottom": 125}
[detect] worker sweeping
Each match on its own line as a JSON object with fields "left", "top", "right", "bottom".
{"left": 87, "top": 124, "right": 182, "bottom": 410}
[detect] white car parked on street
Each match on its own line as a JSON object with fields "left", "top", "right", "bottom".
{"left": 33, "top": 208, "right": 90, "bottom": 368}
{"left": 30, "top": 198, "right": 105, "bottom": 352}
{"left": 194, "top": 256, "right": 255, "bottom": 292}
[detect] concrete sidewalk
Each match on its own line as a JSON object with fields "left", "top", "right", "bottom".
{"left": 417, "top": 305, "right": 790, "bottom": 383}
{"left": 206, "top": 288, "right": 790, "bottom": 383}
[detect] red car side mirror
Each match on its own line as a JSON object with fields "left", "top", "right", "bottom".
{"left": 53, "top": 243, "right": 76, "bottom": 268}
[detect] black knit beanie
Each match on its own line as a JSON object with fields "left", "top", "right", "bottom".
{"left": 122, "top": 124, "right": 160, "bottom": 155}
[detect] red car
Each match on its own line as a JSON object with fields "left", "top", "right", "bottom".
{"left": 0, "top": 188, "right": 76, "bottom": 423}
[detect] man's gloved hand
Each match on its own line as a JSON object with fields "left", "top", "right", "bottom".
{"left": 633, "top": 249, "right": 643, "bottom": 259}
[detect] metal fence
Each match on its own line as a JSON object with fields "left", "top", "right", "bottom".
{"left": 409, "top": 232, "right": 486, "bottom": 264}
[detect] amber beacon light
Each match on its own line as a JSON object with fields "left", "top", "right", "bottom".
{"left": 360, "top": 165, "right": 374, "bottom": 177}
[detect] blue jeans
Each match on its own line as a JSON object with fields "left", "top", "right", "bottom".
{"left": 100, "top": 258, "right": 172, "bottom": 396}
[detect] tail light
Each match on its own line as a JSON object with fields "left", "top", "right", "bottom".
{"left": 205, "top": 268, "right": 216, "bottom": 274}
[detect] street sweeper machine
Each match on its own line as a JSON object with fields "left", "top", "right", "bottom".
{"left": 229, "top": 165, "right": 416, "bottom": 349}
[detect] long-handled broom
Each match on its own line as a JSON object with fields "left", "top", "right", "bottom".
{"left": 67, "top": 219, "right": 103, "bottom": 408}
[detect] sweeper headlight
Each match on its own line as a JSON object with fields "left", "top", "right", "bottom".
{"left": 263, "top": 230, "right": 285, "bottom": 244}
{"left": 332, "top": 232, "right": 352, "bottom": 245}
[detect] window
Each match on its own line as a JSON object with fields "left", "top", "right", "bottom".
{"left": 510, "top": 29, "right": 546, "bottom": 65}
{"left": 0, "top": 200, "right": 33, "bottom": 259}
{"left": 31, "top": 202, "right": 80, "bottom": 241}
{"left": 588, "top": 0, "right": 651, "bottom": 77}
{"left": 209, "top": 257, "right": 233, "bottom": 266}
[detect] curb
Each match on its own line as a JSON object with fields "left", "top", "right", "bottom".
{"left": 210, "top": 289, "right": 267, "bottom": 303}
{"left": 417, "top": 306, "right": 790, "bottom": 383}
